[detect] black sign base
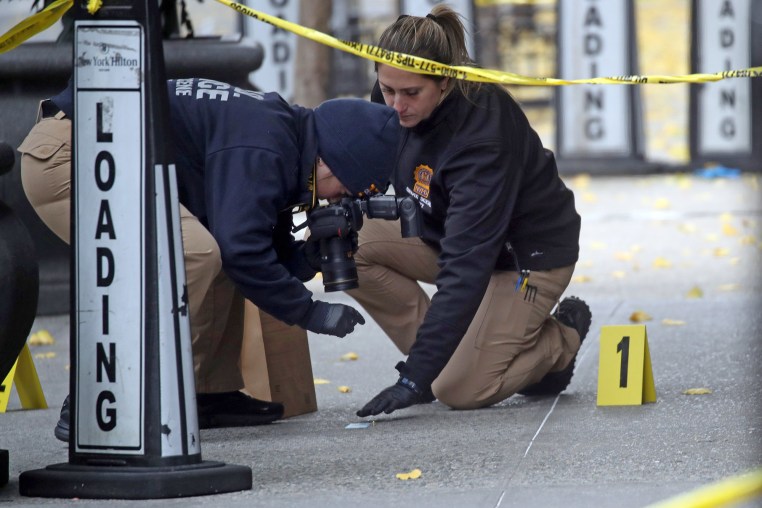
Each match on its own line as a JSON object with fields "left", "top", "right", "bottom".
{"left": 19, "top": 460, "right": 251, "bottom": 499}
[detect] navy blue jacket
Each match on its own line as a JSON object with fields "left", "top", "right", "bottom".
{"left": 52, "top": 78, "right": 319, "bottom": 326}
{"left": 167, "top": 78, "right": 318, "bottom": 326}
{"left": 374, "top": 83, "right": 581, "bottom": 388}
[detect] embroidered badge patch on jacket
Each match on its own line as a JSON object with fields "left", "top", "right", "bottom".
{"left": 413, "top": 164, "right": 433, "bottom": 199}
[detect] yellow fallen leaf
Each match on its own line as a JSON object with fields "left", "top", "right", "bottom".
{"left": 653, "top": 198, "right": 671, "bottom": 210}
{"left": 630, "top": 311, "right": 652, "bottom": 323}
{"left": 668, "top": 145, "right": 690, "bottom": 161}
{"left": 629, "top": 244, "right": 643, "bottom": 253}
{"left": 582, "top": 192, "right": 598, "bottom": 203}
{"left": 713, "top": 247, "right": 730, "bottom": 257}
{"left": 721, "top": 223, "right": 739, "bottom": 237}
{"left": 28, "top": 330, "right": 55, "bottom": 346}
{"left": 611, "top": 271, "right": 627, "bottom": 279}
{"left": 572, "top": 275, "right": 592, "bottom": 283}
{"left": 338, "top": 386, "right": 351, "bottom": 393}
{"left": 590, "top": 241, "right": 607, "bottom": 251}
{"left": 739, "top": 235, "right": 757, "bottom": 246}
{"left": 661, "top": 319, "right": 686, "bottom": 326}
{"left": 614, "top": 251, "right": 633, "bottom": 261}
{"left": 678, "top": 223, "right": 697, "bottom": 234}
{"left": 313, "top": 378, "right": 331, "bottom": 385}
{"left": 719, "top": 212, "right": 734, "bottom": 222}
{"left": 682, "top": 388, "right": 712, "bottom": 395}
{"left": 685, "top": 286, "right": 703, "bottom": 299}
{"left": 340, "top": 352, "right": 359, "bottom": 361}
{"left": 33, "top": 352, "right": 57, "bottom": 359}
{"left": 704, "top": 233, "right": 719, "bottom": 242}
{"left": 572, "top": 173, "right": 591, "bottom": 189}
{"left": 676, "top": 174, "right": 692, "bottom": 189}
{"left": 396, "top": 468, "right": 422, "bottom": 481}
{"left": 652, "top": 257, "right": 672, "bottom": 269}
{"left": 717, "top": 283, "right": 740, "bottom": 292}
{"left": 729, "top": 257, "right": 740, "bottom": 266}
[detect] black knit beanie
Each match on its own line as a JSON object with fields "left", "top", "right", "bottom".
{"left": 314, "top": 98, "right": 401, "bottom": 197}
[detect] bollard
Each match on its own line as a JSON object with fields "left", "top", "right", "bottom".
{"left": 0, "top": 449, "right": 7, "bottom": 488}
{"left": 0, "top": 143, "right": 37, "bottom": 492}
{"left": 18, "top": 0, "right": 251, "bottom": 499}
{"left": 0, "top": 142, "right": 39, "bottom": 388}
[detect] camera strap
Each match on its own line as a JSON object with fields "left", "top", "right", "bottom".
{"left": 292, "top": 218, "right": 309, "bottom": 234}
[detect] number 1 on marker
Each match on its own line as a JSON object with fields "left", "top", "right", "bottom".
{"left": 617, "top": 336, "right": 630, "bottom": 388}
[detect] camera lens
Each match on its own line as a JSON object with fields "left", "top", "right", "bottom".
{"left": 320, "top": 237, "right": 358, "bottom": 292}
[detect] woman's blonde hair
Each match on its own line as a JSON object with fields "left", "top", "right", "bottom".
{"left": 376, "top": 4, "right": 482, "bottom": 99}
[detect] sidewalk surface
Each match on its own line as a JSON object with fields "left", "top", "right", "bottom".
{"left": 1, "top": 172, "right": 761, "bottom": 507}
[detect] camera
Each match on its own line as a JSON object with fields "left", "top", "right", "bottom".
{"left": 307, "top": 195, "right": 420, "bottom": 292}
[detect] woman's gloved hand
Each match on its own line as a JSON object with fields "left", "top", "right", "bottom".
{"left": 356, "top": 367, "right": 432, "bottom": 417}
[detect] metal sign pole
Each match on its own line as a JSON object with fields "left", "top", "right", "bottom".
{"left": 19, "top": 0, "right": 251, "bottom": 498}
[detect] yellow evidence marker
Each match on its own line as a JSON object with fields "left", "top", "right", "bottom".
{"left": 597, "top": 325, "right": 656, "bottom": 406}
{"left": 0, "top": 344, "right": 48, "bottom": 413}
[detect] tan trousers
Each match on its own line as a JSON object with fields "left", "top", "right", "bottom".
{"left": 348, "top": 218, "right": 581, "bottom": 409}
{"left": 18, "top": 107, "right": 244, "bottom": 393}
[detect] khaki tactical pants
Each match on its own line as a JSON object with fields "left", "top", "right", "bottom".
{"left": 348, "top": 218, "right": 581, "bottom": 409}
{"left": 18, "top": 104, "right": 244, "bottom": 393}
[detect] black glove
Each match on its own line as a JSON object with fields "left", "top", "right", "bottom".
{"left": 356, "top": 377, "right": 427, "bottom": 417}
{"left": 301, "top": 301, "right": 365, "bottom": 338}
{"left": 282, "top": 240, "right": 320, "bottom": 282}
{"left": 302, "top": 238, "right": 322, "bottom": 271}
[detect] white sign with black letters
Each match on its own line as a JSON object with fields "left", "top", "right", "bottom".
{"left": 558, "top": 0, "right": 632, "bottom": 157}
{"left": 696, "top": 0, "right": 751, "bottom": 155}
{"left": 74, "top": 22, "right": 145, "bottom": 453}
{"left": 243, "top": 0, "right": 299, "bottom": 101}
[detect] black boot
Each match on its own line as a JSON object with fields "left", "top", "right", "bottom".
{"left": 519, "top": 296, "right": 592, "bottom": 396}
{"left": 197, "top": 391, "right": 284, "bottom": 429}
{"left": 54, "top": 395, "right": 70, "bottom": 443}
{"left": 55, "top": 391, "right": 285, "bottom": 441}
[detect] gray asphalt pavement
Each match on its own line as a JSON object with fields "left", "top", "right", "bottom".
{"left": 1, "top": 172, "right": 761, "bottom": 507}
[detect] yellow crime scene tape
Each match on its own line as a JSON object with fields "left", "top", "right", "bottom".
{"left": 213, "top": 0, "right": 762, "bottom": 86}
{"left": 1, "top": 0, "right": 761, "bottom": 87}
{"left": 475, "top": 0, "right": 555, "bottom": 6}
{"left": 645, "top": 468, "right": 762, "bottom": 508}
{"left": 0, "top": 0, "right": 73, "bottom": 54}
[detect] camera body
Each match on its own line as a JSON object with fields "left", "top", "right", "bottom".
{"left": 307, "top": 195, "right": 420, "bottom": 292}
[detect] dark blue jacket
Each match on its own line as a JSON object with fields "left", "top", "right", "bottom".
{"left": 53, "top": 77, "right": 319, "bottom": 326}
{"left": 167, "top": 78, "right": 318, "bottom": 326}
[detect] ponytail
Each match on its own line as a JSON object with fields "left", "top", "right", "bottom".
{"left": 377, "top": 5, "right": 482, "bottom": 100}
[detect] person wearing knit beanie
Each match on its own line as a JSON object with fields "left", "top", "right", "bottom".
{"left": 314, "top": 98, "right": 401, "bottom": 198}
{"left": 18, "top": 77, "right": 402, "bottom": 439}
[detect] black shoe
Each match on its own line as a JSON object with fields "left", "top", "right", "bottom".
{"left": 519, "top": 297, "right": 592, "bottom": 396}
{"left": 54, "top": 395, "right": 70, "bottom": 443}
{"left": 197, "top": 391, "right": 284, "bottom": 429}
{"left": 54, "top": 391, "right": 284, "bottom": 438}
